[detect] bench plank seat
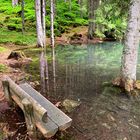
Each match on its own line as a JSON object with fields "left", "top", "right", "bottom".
{"left": 19, "top": 83, "right": 72, "bottom": 131}
{"left": 36, "top": 118, "right": 58, "bottom": 138}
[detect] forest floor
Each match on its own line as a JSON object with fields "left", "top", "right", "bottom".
{"left": 1, "top": 27, "right": 139, "bottom": 140}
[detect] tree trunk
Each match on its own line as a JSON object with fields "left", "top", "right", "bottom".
{"left": 69, "top": 0, "right": 72, "bottom": 11}
{"left": 50, "top": 0, "right": 55, "bottom": 49}
{"left": 35, "top": 0, "right": 46, "bottom": 48}
{"left": 40, "top": 51, "right": 46, "bottom": 94}
{"left": 12, "top": 0, "right": 18, "bottom": 7}
{"left": 21, "top": 0, "right": 25, "bottom": 34}
{"left": 87, "top": 0, "right": 99, "bottom": 39}
{"left": 50, "top": 0, "right": 56, "bottom": 88}
{"left": 113, "top": 0, "right": 140, "bottom": 92}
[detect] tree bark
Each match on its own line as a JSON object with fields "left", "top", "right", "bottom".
{"left": 35, "top": 0, "right": 46, "bottom": 48}
{"left": 113, "top": 0, "right": 140, "bottom": 92}
{"left": 69, "top": 0, "right": 72, "bottom": 11}
{"left": 21, "top": 0, "right": 25, "bottom": 34}
{"left": 50, "top": 0, "right": 55, "bottom": 49}
{"left": 50, "top": 0, "right": 56, "bottom": 92}
{"left": 12, "top": 0, "right": 18, "bottom": 7}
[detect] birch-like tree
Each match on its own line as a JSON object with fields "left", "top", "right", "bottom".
{"left": 113, "top": 0, "right": 140, "bottom": 92}
{"left": 21, "top": 0, "right": 25, "bottom": 34}
{"left": 35, "top": 0, "right": 49, "bottom": 93}
{"left": 35, "top": 0, "right": 46, "bottom": 48}
{"left": 12, "top": 0, "right": 18, "bottom": 7}
{"left": 50, "top": 0, "right": 56, "bottom": 81}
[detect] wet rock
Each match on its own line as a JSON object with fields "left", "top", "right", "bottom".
{"left": 62, "top": 99, "right": 81, "bottom": 112}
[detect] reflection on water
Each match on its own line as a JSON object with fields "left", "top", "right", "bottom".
{"left": 24, "top": 42, "right": 140, "bottom": 140}
{"left": 48, "top": 42, "right": 122, "bottom": 101}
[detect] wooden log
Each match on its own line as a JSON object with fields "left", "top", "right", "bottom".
{"left": 22, "top": 98, "right": 37, "bottom": 138}
{"left": 2, "top": 79, "right": 13, "bottom": 106}
{"left": 3, "top": 76, "right": 47, "bottom": 123}
{"left": 19, "top": 83, "right": 72, "bottom": 131}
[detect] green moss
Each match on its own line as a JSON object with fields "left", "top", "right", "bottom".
{"left": 0, "top": 46, "right": 7, "bottom": 52}
{"left": 0, "top": 64, "right": 7, "bottom": 72}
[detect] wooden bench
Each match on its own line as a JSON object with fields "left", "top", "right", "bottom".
{"left": 2, "top": 76, "right": 72, "bottom": 138}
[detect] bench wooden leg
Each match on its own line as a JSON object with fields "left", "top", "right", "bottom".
{"left": 22, "top": 98, "right": 37, "bottom": 139}
{"left": 2, "top": 79, "right": 13, "bottom": 106}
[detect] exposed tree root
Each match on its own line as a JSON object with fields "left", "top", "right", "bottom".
{"left": 112, "top": 77, "right": 140, "bottom": 96}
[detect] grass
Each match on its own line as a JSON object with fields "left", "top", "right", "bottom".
{"left": 0, "top": 28, "right": 36, "bottom": 45}
{"left": 0, "top": 46, "right": 7, "bottom": 52}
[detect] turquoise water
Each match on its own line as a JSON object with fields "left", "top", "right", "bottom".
{"left": 47, "top": 42, "right": 123, "bottom": 101}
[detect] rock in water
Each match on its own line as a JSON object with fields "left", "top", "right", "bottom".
{"left": 62, "top": 99, "right": 81, "bottom": 112}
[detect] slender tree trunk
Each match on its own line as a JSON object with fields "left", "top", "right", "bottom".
{"left": 40, "top": 51, "right": 46, "bottom": 93}
{"left": 50, "top": 0, "right": 56, "bottom": 81}
{"left": 35, "top": 0, "right": 46, "bottom": 48}
{"left": 36, "top": 0, "right": 49, "bottom": 94}
{"left": 41, "top": 0, "right": 46, "bottom": 47}
{"left": 69, "top": 0, "right": 72, "bottom": 11}
{"left": 21, "top": 0, "right": 25, "bottom": 34}
{"left": 12, "top": 0, "right": 18, "bottom": 7}
{"left": 53, "top": 0, "right": 56, "bottom": 17}
{"left": 50, "top": 0, "right": 55, "bottom": 49}
{"left": 113, "top": 0, "right": 140, "bottom": 92}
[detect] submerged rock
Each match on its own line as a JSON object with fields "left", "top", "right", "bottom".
{"left": 62, "top": 99, "right": 81, "bottom": 112}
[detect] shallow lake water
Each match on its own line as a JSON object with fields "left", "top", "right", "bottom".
{"left": 23, "top": 42, "right": 140, "bottom": 140}
{"left": 1, "top": 42, "right": 140, "bottom": 140}
{"left": 48, "top": 42, "right": 122, "bottom": 101}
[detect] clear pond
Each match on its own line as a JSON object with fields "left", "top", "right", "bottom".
{"left": 23, "top": 42, "right": 140, "bottom": 140}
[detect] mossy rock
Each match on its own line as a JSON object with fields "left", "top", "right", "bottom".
{"left": 8, "top": 51, "right": 26, "bottom": 60}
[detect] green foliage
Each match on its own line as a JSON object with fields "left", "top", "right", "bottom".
{"left": 94, "top": 1, "right": 128, "bottom": 39}
{"left": 0, "top": 0, "right": 87, "bottom": 42}
{"left": 0, "top": 0, "right": 129, "bottom": 43}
